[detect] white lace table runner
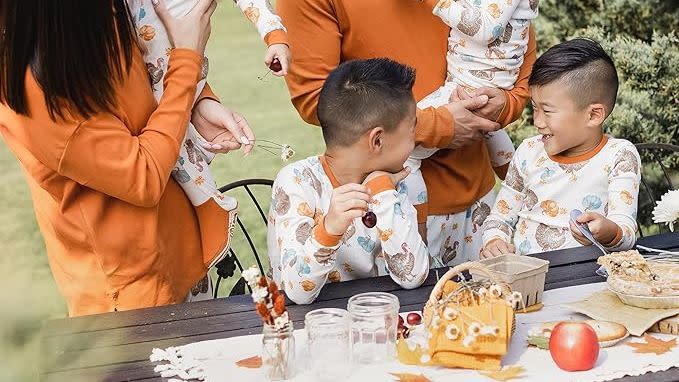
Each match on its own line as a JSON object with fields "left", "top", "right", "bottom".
{"left": 151, "top": 283, "right": 679, "bottom": 382}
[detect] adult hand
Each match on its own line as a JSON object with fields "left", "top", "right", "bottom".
{"left": 456, "top": 86, "right": 506, "bottom": 123}
{"left": 265, "top": 44, "right": 292, "bottom": 76}
{"left": 569, "top": 212, "right": 619, "bottom": 246}
{"left": 324, "top": 184, "right": 372, "bottom": 236}
{"left": 191, "top": 99, "right": 255, "bottom": 154}
{"left": 153, "top": 0, "right": 216, "bottom": 55}
{"left": 480, "top": 238, "right": 515, "bottom": 259}
{"left": 444, "top": 96, "right": 501, "bottom": 149}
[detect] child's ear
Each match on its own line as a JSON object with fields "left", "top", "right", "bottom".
{"left": 587, "top": 103, "right": 607, "bottom": 127}
{"left": 368, "top": 126, "right": 385, "bottom": 153}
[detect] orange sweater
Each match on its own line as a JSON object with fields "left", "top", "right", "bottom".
{"left": 277, "top": 0, "right": 536, "bottom": 216}
{"left": 0, "top": 49, "right": 225, "bottom": 316}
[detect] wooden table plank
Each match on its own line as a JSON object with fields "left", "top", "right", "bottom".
{"left": 42, "top": 233, "right": 679, "bottom": 338}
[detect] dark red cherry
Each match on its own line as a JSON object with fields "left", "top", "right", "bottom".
{"left": 406, "top": 312, "right": 422, "bottom": 326}
{"left": 269, "top": 58, "right": 282, "bottom": 72}
{"left": 362, "top": 211, "right": 377, "bottom": 228}
{"left": 398, "top": 314, "right": 404, "bottom": 327}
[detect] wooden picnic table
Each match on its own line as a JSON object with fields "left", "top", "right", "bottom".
{"left": 41, "top": 232, "right": 679, "bottom": 382}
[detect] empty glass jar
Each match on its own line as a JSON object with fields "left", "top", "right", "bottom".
{"left": 347, "top": 292, "right": 400, "bottom": 364}
{"left": 304, "top": 308, "right": 351, "bottom": 380}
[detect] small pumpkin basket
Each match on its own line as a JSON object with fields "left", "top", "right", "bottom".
{"left": 421, "top": 262, "right": 520, "bottom": 371}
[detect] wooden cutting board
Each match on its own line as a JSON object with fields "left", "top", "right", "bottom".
{"left": 650, "top": 314, "right": 679, "bottom": 335}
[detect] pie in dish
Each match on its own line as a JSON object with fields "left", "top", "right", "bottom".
{"left": 597, "top": 250, "right": 679, "bottom": 297}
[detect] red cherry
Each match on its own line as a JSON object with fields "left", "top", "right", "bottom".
{"left": 362, "top": 211, "right": 377, "bottom": 228}
{"left": 398, "top": 315, "right": 404, "bottom": 327}
{"left": 269, "top": 58, "right": 282, "bottom": 72}
{"left": 406, "top": 312, "right": 422, "bottom": 326}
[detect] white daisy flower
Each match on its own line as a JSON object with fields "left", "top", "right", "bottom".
{"left": 444, "top": 324, "right": 460, "bottom": 340}
{"left": 251, "top": 286, "right": 269, "bottom": 303}
{"left": 280, "top": 144, "right": 295, "bottom": 162}
{"left": 468, "top": 322, "right": 482, "bottom": 336}
{"left": 443, "top": 307, "right": 458, "bottom": 320}
{"left": 490, "top": 284, "right": 503, "bottom": 298}
{"left": 242, "top": 267, "right": 260, "bottom": 285}
{"left": 652, "top": 190, "right": 679, "bottom": 231}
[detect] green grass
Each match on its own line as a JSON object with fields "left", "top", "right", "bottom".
{"left": 0, "top": 5, "right": 323, "bottom": 381}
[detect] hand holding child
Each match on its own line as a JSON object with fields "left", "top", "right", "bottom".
{"left": 324, "top": 184, "right": 371, "bottom": 236}
{"left": 265, "top": 43, "right": 292, "bottom": 76}
{"left": 453, "top": 86, "right": 506, "bottom": 123}
{"left": 480, "top": 238, "right": 515, "bottom": 259}
{"left": 569, "top": 212, "right": 619, "bottom": 247}
{"left": 444, "top": 96, "right": 501, "bottom": 150}
{"left": 152, "top": 0, "right": 216, "bottom": 56}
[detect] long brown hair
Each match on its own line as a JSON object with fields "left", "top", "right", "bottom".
{"left": 0, "top": 0, "right": 137, "bottom": 120}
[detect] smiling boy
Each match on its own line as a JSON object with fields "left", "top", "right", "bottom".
{"left": 481, "top": 39, "right": 641, "bottom": 257}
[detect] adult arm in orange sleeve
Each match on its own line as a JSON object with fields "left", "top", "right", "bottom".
{"left": 33, "top": 49, "right": 202, "bottom": 208}
{"left": 276, "top": 0, "right": 341, "bottom": 126}
{"left": 496, "top": 26, "right": 537, "bottom": 127}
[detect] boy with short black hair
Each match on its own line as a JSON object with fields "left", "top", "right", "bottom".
{"left": 267, "top": 58, "right": 429, "bottom": 304}
{"left": 481, "top": 38, "right": 641, "bottom": 257}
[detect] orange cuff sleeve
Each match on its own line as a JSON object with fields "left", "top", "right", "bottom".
{"left": 197, "top": 83, "right": 220, "bottom": 104}
{"left": 602, "top": 225, "right": 623, "bottom": 248}
{"left": 415, "top": 106, "right": 455, "bottom": 149}
{"left": 264, "top": 30, "right": 289, "bottom": 46}
{"left": 365, "top": 175, "right": 395, "bottom": 195}
{"left": 312, "top": 217, "right": 343, "bottom": 247}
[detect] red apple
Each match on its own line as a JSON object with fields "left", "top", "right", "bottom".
{"left": 406, "top": 312, "right": 422, "bottom": 326}
{"left": 549, "top": 322, "right": 599, "bottom": 371}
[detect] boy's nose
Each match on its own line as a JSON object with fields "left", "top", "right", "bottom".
{"left": 533, "top": 111, "right": 546, "bottom": 130}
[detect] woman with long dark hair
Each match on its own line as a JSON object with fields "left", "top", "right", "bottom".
{"left": 0, "top": 0, "right": 248, "bottom": 316}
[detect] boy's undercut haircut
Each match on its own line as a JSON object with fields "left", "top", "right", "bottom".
{"left": 529, "top": 38, "right": 619, "bottom": 116}
{"left": 317, "top": 58, "right": 416, "bottom": 147}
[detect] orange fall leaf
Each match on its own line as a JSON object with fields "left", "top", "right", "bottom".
{"left": 390, "top": 372, "right": 432, "bottom": 382}
{"left": 479, "top": 365, "right": 526, "bottom": 381}
{"left": 627, "top": 334, "right": 677, "bottom": 355}
{"left": 235, "top": 355, "right": 262, "bottom": 369}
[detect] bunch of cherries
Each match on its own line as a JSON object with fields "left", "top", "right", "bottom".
{"left": 397, "top": 311, "right": 422, "bottom": 339}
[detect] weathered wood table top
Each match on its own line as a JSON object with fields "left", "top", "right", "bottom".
{"left": 41, "top": 232, "right": 679, "bottom": 382}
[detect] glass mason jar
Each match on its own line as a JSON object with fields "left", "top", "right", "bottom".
{"left": 347, "top": 292, "right": 400, "bottom": 364}
{"left": 261, "top": 322, "right": 295, "bottom": 380}
{"left": 304, "top": 308, "right": 351, "bottom": 381}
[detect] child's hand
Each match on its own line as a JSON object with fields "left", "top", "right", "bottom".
{"left": 324, "top": 184, "right": 371, "bottom": 236}
{"left": 480, "top": 238, "right": 515, "bottom": 259}
{"left": 569, "top": 212, "right": 619, "bottom": 246}
{"left": 265, "top": 44, "right": 292, "bottom": 76}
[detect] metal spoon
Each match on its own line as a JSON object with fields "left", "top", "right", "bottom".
{"left": 570, "top": 209, "right": 609, "bottom": 255}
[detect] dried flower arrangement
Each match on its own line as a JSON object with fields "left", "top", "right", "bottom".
{"left": 242, "top": 267, "right": 294, "bottom": 380}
